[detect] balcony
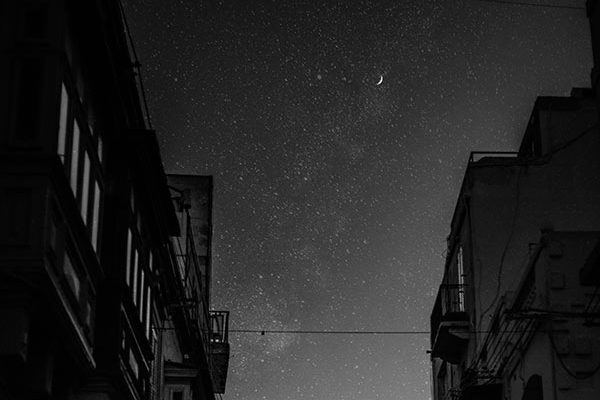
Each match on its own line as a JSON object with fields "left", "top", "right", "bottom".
{"left": 430, "top": 284, "right": 469, "bottom": 364}
{"left": 209, "top": 311, "right": 229, "bottom": 394}
{"left": 468, "top": 151, "right": 519, "bottom": 164}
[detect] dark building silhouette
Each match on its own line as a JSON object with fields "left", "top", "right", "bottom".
{"left": 429, "top": 62, "right": 600, "bottom": 400}
{"left": 0, "top": 1, "right": 228, "bottom": 399}
{"left": 430, "top": 94, "right": 600, "bottom": 400}
{"left": 429, "top": 7, "right": 600, "bottom": 400}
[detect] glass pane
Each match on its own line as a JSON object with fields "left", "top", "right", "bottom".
{"left": 145, "top": 287, "right": 152, "bottom": 338}
{"left": 126, "top": 229, "right": 132, "bottom": 285}
{"left": 58, "top": 84, "right": 68, "bottom": 161}
{"left": 133, "top": 249, "right": 139, "bottom": 305}
{"left": 81, "top": 152, "right": 90, "bottom": 223}
{"left": 70, "top": 120, "right": 80, "bottom": 195}
{"left": 63, "top": 252, "right": 80, "bottom": 300}
{"left": 97, "top": 135, "right": 103, "bottom": 163}
{"left": 139, "top": 269, "right": 145, "bottom": 319}
{"left": 92, "top": 181, "right": 101, "bottom": 251}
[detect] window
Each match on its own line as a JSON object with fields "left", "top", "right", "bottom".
{"left": 69, "top": 120, "right": 80, "bottom": 194}
{"left": 127, "top": 187, "right": 155, "bottom": 329}
{"left": 126, "top": 229, "right": 132, "bottom": 285}
{"left": 132, "top": 249, "right": 139, "bottom": 305}
{"left": 63, "top": 252, "right": 81, "bottom": 300}
{"left": 145, "top": 287, "right": 152, "bottom": 338}
{"left": 139, "top": 269, "right": 145, "bottom": 319}
{"left": 457, "top": 246, "right": 465, "bottom": 311}
{"left": 97, "top": 135, "right": 103, "bottom": 163}
{"left": 58, "top": 84, "right": 68, "bottom": 160}
{"left": 91, "top": 181, "right": 101, "bottom": 251}
{"left": 83, "top": 298, "right": 93, "bottom": 330}
{"left": 55, "top": 80, "right": 104, "bottom": 255}
{"left": 128, "top": 349, "right": 139, "bottom": 379}
{"left": 81, "top": 152, "right": 90, "bottom": 221}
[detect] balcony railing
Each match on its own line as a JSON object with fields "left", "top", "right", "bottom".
{"left": 468, "top": 151, "right": 518, "bottom": 164}
{"left": 440, "top": 283, "right": 465, "bottom": 315}
{"left": 431, "top": 284, "right": 467, "bottom": 342}
{"left": 209, "top": 311, "right": 230, "bottom": 394}
{"left": 169, "top": 192, "right": 230, "bottom": 393}
{"left": 209, "top": 311, "right": 229, "bottom": 344}
{"left": 172, "top": 217, "right": 213, "bottom": 359}
{"left": 430, "top": 284, "right": 470, "bottom": 364}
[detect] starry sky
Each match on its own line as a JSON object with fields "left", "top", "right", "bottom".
{"left": 122, "top": 1, "right": 590, "bottom": 399}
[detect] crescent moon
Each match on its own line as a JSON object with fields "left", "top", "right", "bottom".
{"left": 376, "top": 75, "right": 383, "bottom": 86}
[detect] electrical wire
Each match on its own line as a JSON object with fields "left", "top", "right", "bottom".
{"left": 231, "top": 329, "right": 430, "bottom": 335}
{"left": 471, "top": 0, "right": 584, "bottom": 10}
{"left": 228, "top": 328, "right": 564, "bottom": 335}
{"left": 487, "top": 318, "right": 536, "bottom": 375}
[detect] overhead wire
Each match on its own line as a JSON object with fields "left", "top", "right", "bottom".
{"left": 486, "top": 318, "right": 536, "bottom": 376}
{"left": 230, "top": 329, "right": 430, "bottom": 335}
{"left": 228, "top": 328, "right": 567, "bottom": 335}
{"left": 471, "top": 0, "right": 585, "bottom": 10}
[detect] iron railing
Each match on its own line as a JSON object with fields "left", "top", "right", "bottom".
{"left": 431, "top": 284, "right": 467, "bottom": 345}
{"left": 209, "top": 311, "right": 229, "bottom": 344}
{"left": 172, "top": 212, "right": 212, "bottom": 359}
{"left": 469, "top": 151, "right": 518, "bottom": 163}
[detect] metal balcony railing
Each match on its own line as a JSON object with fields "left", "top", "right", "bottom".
{"left": 209, "top": 311, "right": 229, "bottom": 344}
{"left": 430, "top": 284, "right": 470, "bottom": 363}
{"left": 171, "top": 212, "right": 212, "bottom": 359}
{"left": 440, "top": 284, "right": 466, "bottom": 315}
{"left": 468, "top": 151, "right": 518, "bottom": 164}
{"left": 209, "top": 310, "right": 230, "bottom": 393}
{"left": 431, "top": 284, "right": 466, "bottom": 344}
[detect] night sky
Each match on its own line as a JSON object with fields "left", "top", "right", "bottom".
{"left": 122, "top": 1, "right": 590, "bottom": 399}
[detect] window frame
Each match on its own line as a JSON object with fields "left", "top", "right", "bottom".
{"left": 55, "top": 76, "right": 105, "bottom": 256}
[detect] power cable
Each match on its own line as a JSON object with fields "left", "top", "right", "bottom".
{"left": 231, "top": 329, "right": 430, "bottom": 335}
{"left": 471, "top": 0, "right": 584, "bottom": 10}
{"left": 228, "top": 328, "right": 566, "bottom": 335}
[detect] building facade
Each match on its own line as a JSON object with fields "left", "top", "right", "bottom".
{"left": 0, "top": 1, "right": 228, "bottom": 399}
{"left": 429, "top": 91, "right": 600, "bottom": 400}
